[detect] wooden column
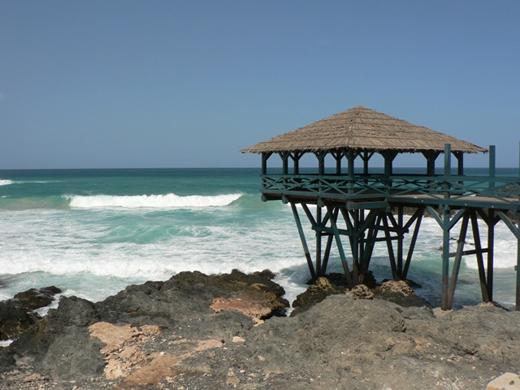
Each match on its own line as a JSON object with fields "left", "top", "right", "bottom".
{"left": 292, "top": 152, "right": 302, "bottom": 175}
{"left": 316, "top": 152, "right": 325, "bottom": 175}
{"left": 347, "top": 151, "right": 355, "bottom": 177}
{"left": 280, "top": 152, "right": 289, "bottom": 175}
{"left": 315, "top": 205, "right": 322, "bottom": 277}
{"left": 290, "top": 202, "right": 316, "bottom": 279}
{"left": 489, "top": 145, "right": 496, "bottom": 190}
{"left": 454, "top": 152, "right": 464, "bottom": 176}
{"left": 486, "top": 210, "right": 496, "bottom": 301}
{"left": 383, "top": 151, "right": 396, "bottom": 177}
{"left": 261, "top": 152, "right": 271, "bottom": 175}
{"left": 441, "top": 205, "right": 451, "bottom": 310}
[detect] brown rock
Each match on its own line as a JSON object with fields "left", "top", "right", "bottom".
{"left": 486, "top": 373, "right": 520, "bottom": 390}
{"left": 349, "top": 284, "right": 375, "bottom": 300}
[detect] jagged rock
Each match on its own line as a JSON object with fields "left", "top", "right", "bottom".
{"left": 0, "top": 286, "right": 61, "bottom": 341}
{"left": 2, "top": 271, "right": 520, "bottom": 390}
{"left": 349, "top": 284, "right": 375, "bottom": 299}
{"left": 375, "top": 280, "right": 430, "bottom": 307}
{"left": 13, "top": 286, "right": 61, "bottom": 311}
{"left": 291, "top": 276, "right": 344, "bottom": 316}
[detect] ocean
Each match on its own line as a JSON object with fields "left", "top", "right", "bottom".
{"left": 0, "top": 168, "right": 518, "bottom": 309}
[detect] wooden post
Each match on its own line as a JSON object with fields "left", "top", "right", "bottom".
{"left": 487, "top": 210, "right": 495, "bottom": 301}
{"left": 347, "top": 151, "right": 355, "bottom": 177}
{"left": 363, "top": 151, "right": 370, "bottom": 175}
{"left": 317, "top": 152, "right": 325, "bottom": 175}
{"left": 447, "top": 212, "right": 469, "bottom": 308}
{"left": 444, "top": 144, "right": 451, "bottom": 176}
{"left": 290, "top": 202, "right": 316, "bottom": 279}
{"left": 402, "top": 208, "right": 424, "bottom": 279}
{"left": 441, "top": 205, "right": 451, "bottom": 310}
{"left": 261, "top": 152, "right": 271, "bottom": 175}
{"left": 281, "top": 152, "right": 289, "bottom": 175}
{"left": 334, "top": 152, "right": 342, "bottom": 175}
{"left": 444, "top": 144, "right": 452, "bottom": 197}
{"left": 293, "top": 152, "right": 301, "bottom": 175}
{"left": 316, "top": 204, "right": 322, "bottom": 276}
{"left": 397, "top": 206, "right": 404, "bottom": 278}
{"left": 470, "top": 211, "right": 490, "bottom": 302}
{"left": 517, "top": 216, "right": 520, "bottom": 311}
{"left": 455, "top": 152, "right": 464, "bottom": 176}
{"left": 489, "top": 145, "right": 496, "bottom": 190}
{"left": 382, "top": 213, "right": 398, "bottom": 279}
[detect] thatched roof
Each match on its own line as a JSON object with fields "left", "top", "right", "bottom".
{"left": 242, "top": 106, "right": 486, "bottom": 154}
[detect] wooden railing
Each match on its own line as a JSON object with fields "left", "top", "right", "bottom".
{"left": 262, "top": 174, "right": 520, "bottom": 208}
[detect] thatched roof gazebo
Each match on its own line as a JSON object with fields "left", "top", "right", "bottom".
{"left": 241, "top": 105, "right": 520, "bottom": 311}
{"left": 242, "top": 106, "right": 486, "bottom": 176}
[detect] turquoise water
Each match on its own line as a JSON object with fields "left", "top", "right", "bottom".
{"left": 0, "top": 168, "right": 518, "bottom": 308}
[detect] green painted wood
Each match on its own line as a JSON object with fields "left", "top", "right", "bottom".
{"left": 487, "top": 209, "right": 495, "bottom": 301}
{"left": 329, "top": 206, "right": 353, "bottom": 287}
{"left": 290, "top": 202, "right": 316, "bottom": 279}
{"left": 403, "top": 208, "right": 423, "bottom": 279}
{"left": 489, "top": 145, "right": 496, "bottom": 190}
{"left": 382, "top": 213, "right": 398, "bottom": 279}
{"left": 316, "top": 205, "right": 323, "bottom": 276}
{"left": 447, "top": 213, "right": 469, "bottom": 308}
{"left": 441, "top": 206, "right": 451, "bottom": 310}
{"left": 470, "top": 211, "right": 490, "bottom": 302}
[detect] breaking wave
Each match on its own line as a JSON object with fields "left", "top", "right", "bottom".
{"left": 68, "top": 193, "right": 243, "bottom": 209}
{"left": 0, "top": 179, "right": 13, "bottom": 186}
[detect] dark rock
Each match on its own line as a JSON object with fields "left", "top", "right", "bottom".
{"left": 0, "top": 301, "right": 37, "bottom": 340}
{"left": 292, "top": 276, "right": 343, "bottom": 316}
{"left": 13, "top": 286, "right": 62, "bottom": 311}
{"left": 0, "top": 286, "right": 62, "bottom": 340}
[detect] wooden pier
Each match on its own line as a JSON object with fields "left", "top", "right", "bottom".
{"left": 243, "top": 106, "right": 520, "bottom": 310}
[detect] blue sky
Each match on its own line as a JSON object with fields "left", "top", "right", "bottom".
{"left": 0, "top": 1, "right": 519, "bottom": 169}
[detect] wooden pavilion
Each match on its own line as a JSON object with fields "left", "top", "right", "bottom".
{"left": 242, "top": 106, "right": 520, "bottom": 310}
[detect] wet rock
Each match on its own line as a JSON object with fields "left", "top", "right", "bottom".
{"left": 0, "top": 302, "right": 37, "bottom": 340}
{"left": 13, "top": 286, "right": 62, "bottom": 311}
{"left": 0, "top": 286, "right": 62, "bottom": 341}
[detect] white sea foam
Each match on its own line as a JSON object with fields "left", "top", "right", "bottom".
{"left": 68, "top": 193, "right": 243, "bottom": 209}
{"left": 0, "top": 179, "right": 13, "bottom": 186}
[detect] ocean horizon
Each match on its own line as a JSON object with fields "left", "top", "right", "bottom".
{"left": 1, "top": 167, "right": 518, "bottom": 309}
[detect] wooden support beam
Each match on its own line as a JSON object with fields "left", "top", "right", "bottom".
{"left": 397, "top": 205, "right": 404, "bottom": 276}
{"left": 382, "top": 213, "right": 398, "bottom": 279}
{"left": 322, "top": 233, "right": 334, "bottom": 275}
{"left": 261, "top": 152, "right": 272, "bottom": 175}
{"left": 291, "top": 152, "right": 302, "bottom": 175}
{"left": 454, "top": 152, "right": 464, "bottom": 176}
{"left": 449, "top": 248, "right": 489, "bottom": 257}
{"left": 441, "top": 205, "right": 451, "bottom": 310}
{"left": 517, "top": 219, "right": 520, "bottom": 311}
{"left": 422, "top": 151, "right": 440, "bottom": 176}
{"left": 489, "top": 145, "right": 496, "bottom": 190}
{"left": 316, "top": 205, "right": 322, "bottom": 276}
{"left": 290, "top": 202, "right": 316, "bottom": 279}
{"left": 447, "top": 213, "right": 469, "bottom": 308}
{"left": 486, "top": 210, "right": 496, "bottom": 301}
{"left": 316, "top": 152, "right": 325, "bottom": 175}
{"left": 470, "top": 211, "right": 490, "bottom": 302}
{"left": 402, "top": 208, "right": 424, "bottom": 279}
{"left": 301, "top": 204, "right": 317, "bottom": 227}
{"left": 328, "top": 206, "right": 353, "bottom": 288}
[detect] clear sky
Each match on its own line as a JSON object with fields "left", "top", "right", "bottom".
{"left": 1, "top": 1, "right": 519, "bottom": 169}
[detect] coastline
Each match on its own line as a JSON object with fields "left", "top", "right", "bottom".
{"left": 1, "top": 270, "right": 519, "bottom": 389}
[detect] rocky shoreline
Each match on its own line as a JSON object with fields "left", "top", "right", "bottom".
{"left": 1, "top": 270, "right": 519, "bottom": 389}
